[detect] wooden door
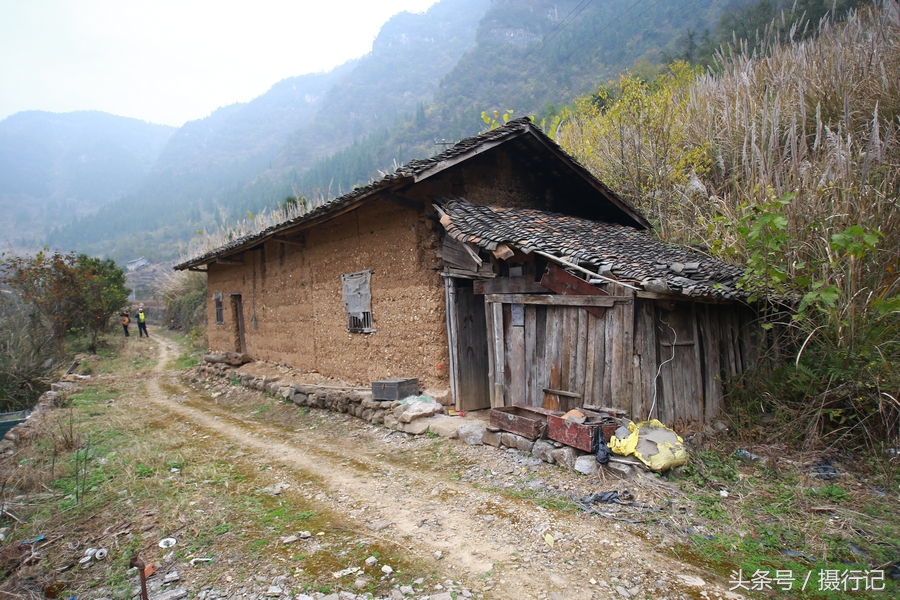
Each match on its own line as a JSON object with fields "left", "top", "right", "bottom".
{"left": 230, "top": 294, "right": 247, "bottom": 354}
{"left": 445, "top": 279, "right": 490, "bottom": 411}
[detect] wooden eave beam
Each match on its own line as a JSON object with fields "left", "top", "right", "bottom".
{"left": 187, "top": 266, "right": 208, "bottom": 272}
{"left": 411, "top": 130, "right": 529, "bottom": 183}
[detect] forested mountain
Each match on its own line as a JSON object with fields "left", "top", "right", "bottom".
{"left": 47, "top": 0, "right": 490, "bottom": 260}
{"left": 0, "top": 111, "right": 174, "bottom": 247}
{"left": 29, "top": 0, "right": 866, "bottom": 261}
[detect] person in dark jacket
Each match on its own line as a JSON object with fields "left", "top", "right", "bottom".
{"left": 120, "top": 312, "right": 130, "bottom": 337}
{"left": 136, "top": 308, "right": 149, "bottom": 338}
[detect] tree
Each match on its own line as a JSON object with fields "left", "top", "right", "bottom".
{"left": 75, "top": 255, "right": 130, "bottom": 352}
{"left": 1, "top": 249, "right": 130, "bottom": 354}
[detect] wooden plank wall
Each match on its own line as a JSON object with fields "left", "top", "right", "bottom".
{"left": 489, "top": 292, "right": 636, "bottom": 414}
{"left": 486, "top": 290, "right": 759, "bottom": 426}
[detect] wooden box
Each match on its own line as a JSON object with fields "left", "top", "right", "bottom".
{"left": 371, "top": 378, "right": 419, "bottom": 401}
{"left": 547, "top": 408, "right": 618, "bottom": 452}
{"left": 490, "top": 404, "right": 560, "bottom": 440}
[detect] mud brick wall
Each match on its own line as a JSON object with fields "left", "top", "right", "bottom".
{"left": 207, "top": 199, "right": 448, "bottom": 388}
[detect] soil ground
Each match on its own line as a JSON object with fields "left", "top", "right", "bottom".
{"left": 0, "top": 331, "right": 896, "bottom": 599}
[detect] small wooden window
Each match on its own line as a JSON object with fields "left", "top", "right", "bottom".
{"left": 214, "top": 293, "right": 224, "bottom": 324}
{"left": 341, "top": 270, "right": 375, "bottom": 333}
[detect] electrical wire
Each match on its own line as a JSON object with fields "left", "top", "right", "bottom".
{"left": 513, "top": 0, "right": 596, "bottom": 71}
{"left": 561, "top": 0, "right": 665, "bottom": 64}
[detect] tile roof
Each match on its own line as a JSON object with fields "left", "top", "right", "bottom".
{"left": 174, "top": 117, "right": 644, "bottom": 270}
{"left": 436, "top": 199, "right": 745, "bottom": 300}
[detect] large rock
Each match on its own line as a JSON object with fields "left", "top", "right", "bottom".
{"left": 427, "top": 416, "right": 459, "bottom": 439}
{"left": 402, "top": 419, "right": 431, "bottom": 435}
{"left": 383, "top": 414, "right": 400, "bottom": 430}
{"left": 574, "top": 455, "right": 599, "bottom": 476}
{"left": 482, "top": 430, "right": 502, "bottom": 447}
{"left": 532, "top": 440, "right": 556, "bottom": 464}
{"left": 458, "top": 422, "right": 486, "bottom": 445}
{"left": 604, "top": 460, "right": 636, "bottom": 478}
{"left": 501, "top": 432, "right": 535, "bottom": 453}
{"left": 551, "top": 447, "right": 578, "bottom": 470}
{"left": 399, "top": 400, "right": 441, "bottom": 423}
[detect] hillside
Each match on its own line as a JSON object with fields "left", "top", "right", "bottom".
{"left": 36, "top": 0, "right": 861, "bottom": 262}
{"left": 0, "top": 111, "right": 174, "bottom": 247}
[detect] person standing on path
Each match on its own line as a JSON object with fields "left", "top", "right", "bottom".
{"left": 120, "top": 312, "right": 130, "bottom": 337}
{"left": 136, "top": 308, "right": 149, "bottom": 338}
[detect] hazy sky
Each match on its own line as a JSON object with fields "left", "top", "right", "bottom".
{"left": 0, "top": 0, "right": 440, "bottom": 127}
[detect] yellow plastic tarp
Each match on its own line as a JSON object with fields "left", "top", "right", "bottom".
{"left": 609, "top": 419, "right": 689, "bottom": 472}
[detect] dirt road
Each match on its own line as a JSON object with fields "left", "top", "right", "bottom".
{"left": 143, "top": 338, "right": 739, "bottom": 600}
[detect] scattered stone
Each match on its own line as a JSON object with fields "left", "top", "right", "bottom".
{"left": 458, "top": 422, "right": 486, "bottom": 445}
{"left": 366, "top": 519, "right": 392, "bottom": 532}
{"left": 574, "top": 455, "right": 599, "bottom": 476}
{"left": 154, "top": 589, "right": 188, "bottom": 600}
{"left": 402, "top": 419, "right": 431, "bottom": 435}
{"left": 677, "top": 574, "right": 706, "bottom": 587}
{"left": 605, "top": 461, "right": 635, "bottom": 478}
{"left": 427, "top": 415, "right": 460, "bottom": 439}
{"left": 298, "top": 530, "right": 312, "bottom": 538}
{"left": 264, "top": 586, "right": 282, "bottom": 596}
{"left": 532, "top": 440, "right": 555, "bottom": 463}
{"left": 354, "top": 577, "right": 369, "bottom": 589}
{"left": 365, "top": 556, "right": 378, "bottom": 566}
{"left": 381, "top": 565, "right": 394, "bottom": 574}
{"left": 482, "top": 430, "right": 501, "bottom": 447}
{"left": 616, "top": 585, "right": 631, "bottom": 598}
{"left": 434, "top": 550, "right": 443, "bottom": 560}
{"left": 260, "top": 482, "right": 290, "bottom": 496}
{"left": 399, "top": 400, "right": 441, "bottom": 423}
{"left": 551, "top": 446, "right": 578, "bottom": 470}
{"left": 163, "top": 571, "right": 180, "bottom": 583}
{"left": 280, "top": 535, "right": 299, "bottom": 544}
{"left": 399, "top": 585, "right": 414, "bottom": 595}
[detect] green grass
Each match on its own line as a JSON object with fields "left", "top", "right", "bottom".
{"left": 672, "top": 448, "right": 900, "bottom": 598}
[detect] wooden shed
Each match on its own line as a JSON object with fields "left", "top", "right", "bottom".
{"left": 175, "top": 117, "right": 758, "bottom": 427}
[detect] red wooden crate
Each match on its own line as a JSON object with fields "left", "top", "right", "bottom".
{"left": 547, "top": 409, "right": 618, "bottom": 452}
{"left": 490, "top": 405, "right": 560, "bottom": 440}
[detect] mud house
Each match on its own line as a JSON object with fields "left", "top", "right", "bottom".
{"left": 175, "top": 117, "right": 759, "bottom": 427}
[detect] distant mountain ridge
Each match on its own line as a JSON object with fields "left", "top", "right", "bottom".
{"left": 27, "top": 0, "right": 747, "bottom": 260}
{"left": 0, "top": 111, "right": 174, "bottom": 246}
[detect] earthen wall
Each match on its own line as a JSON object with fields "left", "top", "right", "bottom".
{"left": 207, "top": 199, "right": 448, "bottom": 388}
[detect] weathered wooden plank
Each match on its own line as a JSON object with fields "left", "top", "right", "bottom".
{"left": 574, "top": 308, "right": 588, "bottom": 404}
{"left": 444, "top": 278, "right": 460, "bottom": 410}
{"left": 524, "top": 305, "right": 537, "bottom": 406}
{"left": 492, "top": 301, "right": 505, "bottom": 407}
{"left": 507, "top": 316, "right": 526, "bottom": 406}
{"left": 702, "top": 303, "right": 723, "bottom": 422}
{"left": 540, "top": 263, "right": 609, "bottom": 318}
{"left": 691, "top": 302, "right": 704, "bottom": 422}
{"left": 483, "top": 294, "right": 628, "bottom": 307}
{"left": 543, "top": 307, "right": 563, "bottom": 411}
{"left": 602, "top": 304, "right": 616, "bottom": 408}
{"left": 484, "top": 299, "right": 496, "bottom": 407}
{"left": 583, "top": 313, "right": 597, "bottom": 404}
{"left": 639, "top": 300, "right": 658, "bottom": 422}
{"left": 474, "top": 278, "right": 548, "bottom": 295}
{"left": 559, "top": 308, "right": 574, "bottom": 407}
{"left": 535, "top": 306, "right": 549, "bottom": 406}
{"left": 441, "top": 236, "right": 481, "bottom": 271}
{"left": 620, "top": 289, "right": 637, "bottom": 420}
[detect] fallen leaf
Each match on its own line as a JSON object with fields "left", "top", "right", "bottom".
{"left": 544, "top": 533, "right": 554, "bottom": 548}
